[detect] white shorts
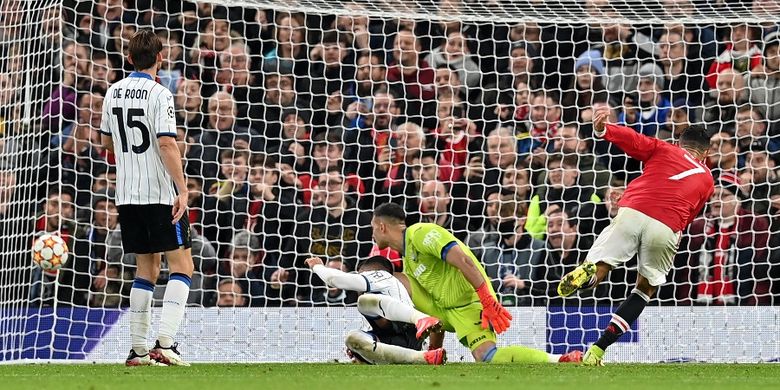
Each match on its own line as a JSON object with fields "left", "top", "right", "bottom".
{"left": 585, "top": 207, "right": 682, "bottom": 286}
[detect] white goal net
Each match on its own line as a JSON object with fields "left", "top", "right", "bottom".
{"left": 1, "top": 0, "right": 779, "bottom": 363}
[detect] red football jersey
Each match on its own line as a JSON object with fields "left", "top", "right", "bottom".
{"left": 603, "top": 124, "right": 715, "bottom": 232}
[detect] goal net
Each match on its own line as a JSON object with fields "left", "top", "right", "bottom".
{"left": 1, "top": 0, "right": 779, "bottom": 363}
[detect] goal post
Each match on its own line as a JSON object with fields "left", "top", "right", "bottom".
{"left": 1, "top": 0, "right": 779, "bottom": 363}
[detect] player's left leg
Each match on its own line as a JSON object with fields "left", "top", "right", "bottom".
{"left": 344, "top": 330, "right": 446, "bottom": 365}
{"left": 448, "top": 303, "right": 581, "bottom": 364}
{"left": 150, "top": 247, "right": 194, "bottom": 366}
{"left": 149, "top": 211, "right": 194, "bottom": 366}
{"left": 583, "top": 219, "right": 679, "bottom": 366}
{"left": 583, "top": 275, "right": 656, "bottom": 366}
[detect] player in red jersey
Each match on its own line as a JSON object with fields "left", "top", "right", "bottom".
{"left": 558, "top": 107, "right": 715, "bottom": 366}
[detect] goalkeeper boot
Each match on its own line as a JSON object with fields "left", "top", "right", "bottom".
{"left": 423, "top": 348, "right": 447, "bottom": 365}
{"left": 150, "top": 340, "right": 191, "bottom": 366}
{"left": 415, "top": 316, "right": 443, "bottom": 340}
{"left": 582, "top": 345, "right": 605, "bottom": 366}
{"left": 558, "top": 350, "right": 583, "bottom": 363}
{"left": 126, "top": 349, "right": 166, "bottom": 366}
{"left": 557, "top": 261, "right": 597, "bottom": 297}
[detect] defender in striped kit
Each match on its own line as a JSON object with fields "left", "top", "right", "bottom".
{"left": 99, "top": 30, "right": 193, "bottom": 367}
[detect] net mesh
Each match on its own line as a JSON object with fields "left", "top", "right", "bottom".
{"left": 1, "top": 0, "right": 779, "bottom": 362}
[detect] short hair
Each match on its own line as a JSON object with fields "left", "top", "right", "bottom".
{"left": 679, "top": 124, "right": 710, "bottom": 152}
{"left": 373, "top": 202, "right": 406, "bottom": 222}
{"left": 220, "top": 149, "right": 250, "bottom": 163}
{"left": 251, "top": 153, "right": 277, "bottom": 169}
{"left": 711, "top": 131, "right": 736, "bottom": 148}
{"left": 128, "top": 29, "right": 162, "bottom": 71}
{"left": 231, "top": 230, "right": 260, "bottom": 253}
{"left": 321, "top": 30, "right": 349, "bottom": 47}
{"left": 357, "top": 255, "right": 395, "bottom": 273}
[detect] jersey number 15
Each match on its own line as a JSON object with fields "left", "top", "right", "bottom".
{"left": 112, "top": 107, "right": 150, "bottom": 154}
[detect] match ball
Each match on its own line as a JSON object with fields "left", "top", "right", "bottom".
{"left": 32, "top": 233, "right": 69, "bottom": 271}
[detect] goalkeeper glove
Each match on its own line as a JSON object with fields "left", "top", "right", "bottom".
{"left": 476, "top": 282, "right": 512, "bottom": 334}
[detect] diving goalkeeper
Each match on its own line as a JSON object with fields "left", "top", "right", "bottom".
{"left": 370, "top": 203, "right": 583, "bottom": 363}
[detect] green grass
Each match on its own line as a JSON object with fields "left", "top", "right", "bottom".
{"left": 1, "top": 363, "right": 778, "bottom": 390}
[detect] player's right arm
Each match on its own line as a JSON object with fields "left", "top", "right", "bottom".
{"left": 306, "top": 257, "right": 369, "bottom": 292}
{"left": 412, "top": 224, "right": 512, "bottom": 334}
{"left": 592, "top": 106, "right": 662, "bottom": 162}
{"left": 155, "top": 90, "right": 188, "bottom": 223}
{"left": 99, "top": 96, "right": 114, "bottom": 153}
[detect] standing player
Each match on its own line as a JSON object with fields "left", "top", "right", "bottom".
{"left": 100, "top": 30, "right": 193, "bottom": 366}
{"left": 305, "top": 255, "right": 446, "bottom": 365}
{"left": 370, "top": 203, "right": 583, "bottom": 364}
{"left": 557, "top": 107, "right": 714, "bottom": 366}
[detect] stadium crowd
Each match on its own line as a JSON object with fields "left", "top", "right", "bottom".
{"left": 1, "top": 0, "right": 779, "bottom": 308}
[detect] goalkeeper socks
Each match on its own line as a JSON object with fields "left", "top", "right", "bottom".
{"left": 157, "top": 273, "right": 191, "bottom": 348}
{"left": 129, "top": 278, "right": 155, "bottom": 355}
{"left": 485, "top": 345, "right": 551, "bottom": 363}
{"left": 357, "top": 294, "right": 427, "bottom": 324}
{"left": 345, "top": 330, "right": 426, "bottom": 364}
{"left": 594, "top": 288, "right": 650, "bottom": 351}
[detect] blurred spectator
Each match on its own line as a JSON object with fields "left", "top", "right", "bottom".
{"left": 59, "top": 196, "right": 120, "bottom": 307}
{"left": 287, "top": 166, "right": 372, "bottom": 302}
{"left": 563, "top": 51, "right": 608, "bottom": 122}
{"left": 203, "top": 149, "right": 251, "bottom": 258}
{"left": 387, "top": 28, "right": 436, "bottom": 106}
{"left": 526, "top": 155, "right": 600, "bottom": 240}
{"left": 42, "top": 40, "right": 79, "bottom": 131}
{"left": 700, "top": 68, "right": 748, "bottom": 135}
{"left": 658, "top": 98, "right": 693, "bottom": 141}
{"left": 499, "top": 41, "right": 541, "bottom": 91}
{"left": 191, "top": 16, "right": 235, "bottom": 86}
{"left": 677, "top": 186, "right": 770, "bottom": 305}
{"left": 426, "top": 31, "right": 481, "bottom": 90}
{"left": 0, "top": 166, "right": 16, "bottom": 223}
{"left": 386, "top": 122, "right": 426, "bottom": 211}
{"left": 433, "top": 65, "right": 465, "bottom": 101}
{"left": 157, "top": 30, "right": 185, "bottom": 94}
{"left": 302, "top": 31, "right": 355, "bottom": 124}
{"left": 175, "top": 77, "right": 206, "bottom": 136}
{"left": 216, "top": 279, "right": 247, "bottom": 307}
{"left": 263, "top": 13, "right": 307, "bottom": 75}
{"left": 741, "top": 144, "right": 780, "bottom": 215}
{"left": 706, "top": 23, "right": 762, "bottom": 90}
{"left": 735, "top": 105, "right": 780, "bottom": 166}
{"left": 469, "top": 191, "right": 543, "bottom": 306}
{"left": 618, "top": 63, "right": 671, "bottom": 137}
{"left": 745, "top": 30, "right": 780, "bottom": 137}
{"left": 193, "top": 91, "right": 262, "bottom": 186}
{"left": 708, "top": 131, "right": 740, "bottom": 179}
{"left": 432, "top": 96, "right": 477, "bottom": 183}
{"left": 248, "top": 154, "right": 301, "bottom": 274}
{"left": 520, "top": 90, "right": 561, "bottom": 156}
{"left": 54, "top": 88, "right": 105, "bottom": 149}
{"left": 657, "top": 29, "right": 706, "bottom": 108}
{"left": 532, "top": 206, "right": 595, "bottom": 301}
{"left": 418, "top": 180, "right": 455, "bottom": 230}
{"left": 314, "top": 257, "right": 355, "bottom": 306}
{"left": 252, "top": 73, "right": 306, "bottom": 152}
{"left": 549, "top": 124, "right": 610, "bottom": 194}
{"left": 215, "top": 40, "right": 261, "bottom": 129}
{"left": 216, "top": 230, "right": 272, "bottom": 307}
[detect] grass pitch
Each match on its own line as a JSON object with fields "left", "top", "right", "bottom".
{"left": 1, "top": 363, "right": 778, "bottom": 390}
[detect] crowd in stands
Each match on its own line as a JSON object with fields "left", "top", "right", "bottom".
{"left": 1, "top": 0, "right": 779, "bottom": 307}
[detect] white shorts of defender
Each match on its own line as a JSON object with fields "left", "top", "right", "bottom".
{"left": 585, "top": 207, "right": 682, "bottom": 287}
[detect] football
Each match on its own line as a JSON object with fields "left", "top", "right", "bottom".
{"left": 31, "top": 233, "right": 69, "bottom": 271}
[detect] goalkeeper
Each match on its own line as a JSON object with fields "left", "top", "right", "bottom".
{"left": 370, "top": 203, "right": 583, "bottom": 363}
